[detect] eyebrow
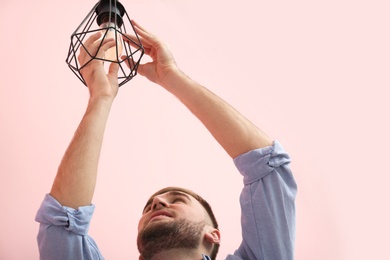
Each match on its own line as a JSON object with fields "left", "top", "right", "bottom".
{"left": 143, "top": 191, "right": 192, "bottom": 213}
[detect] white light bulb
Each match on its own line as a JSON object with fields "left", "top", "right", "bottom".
{"left": 99, "top": 22, "right": 123, "bottom": 61}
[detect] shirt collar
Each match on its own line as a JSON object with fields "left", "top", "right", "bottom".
{"left": 202, "top": 254, "right": 211, "bottom": 260}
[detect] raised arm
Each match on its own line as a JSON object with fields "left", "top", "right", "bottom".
{"left": 50, "top": 32, "right": 119, "bottom": 209}
{"left": 159, "top": 73, "right": 273, "bottom": 158}
{"left": 124, "top": 21, "right": 272, "bottom": 158}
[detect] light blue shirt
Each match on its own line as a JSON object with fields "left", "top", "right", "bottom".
{"left": 36, "top": 141, "right": 296, "bottom": 259}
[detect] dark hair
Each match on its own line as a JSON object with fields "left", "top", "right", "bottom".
{"left": 144, "top": 186, "right": 220, "bottom": 259}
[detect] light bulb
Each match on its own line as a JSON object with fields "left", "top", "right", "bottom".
{"left": 66, "top": 0, "right": 145, "bottom": 87}
{"left": 99, "top": 22, "right": 123, "bottom": 61}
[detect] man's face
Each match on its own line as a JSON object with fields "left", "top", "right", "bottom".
{"left": 137, "top": 191, "right": 209, "bottom": 259}
{"left": 138, "top": 190, "right": 208, "bottom": 232}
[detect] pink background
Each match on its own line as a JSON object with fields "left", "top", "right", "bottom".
{"left": 1, "top": 0, "right": 389, "bottom": 259}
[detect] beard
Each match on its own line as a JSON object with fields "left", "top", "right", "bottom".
{"left": 137, "top": 218, "right": 205, "bottom": 260}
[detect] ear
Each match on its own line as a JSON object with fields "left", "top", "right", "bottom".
{"left": 204, "top": 228, "right": 221, "bottom": 245}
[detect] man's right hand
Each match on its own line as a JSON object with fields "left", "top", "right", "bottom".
{"left": 78, "top": 31, "right": 119, "bottom": 102}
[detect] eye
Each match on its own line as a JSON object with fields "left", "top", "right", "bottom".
{"left": 143, "top": 205, "right": 151, "bottom": 214}
{"left": 172, "top": 197, "right": 186, "bottom": 204}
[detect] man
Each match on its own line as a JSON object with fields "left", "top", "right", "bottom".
{"left": 36, "top": 20, "right": 297, "bottom": 260}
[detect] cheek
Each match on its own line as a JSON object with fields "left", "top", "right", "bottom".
{"left": 137, "top": 216, "right": 146, "bottom": 232}
{"left": 185, "top": 208, "right": 207, "bottom": 222}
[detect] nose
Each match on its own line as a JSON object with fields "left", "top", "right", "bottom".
{"left": 151, "top": 195, "right": 169, "bottom": 210}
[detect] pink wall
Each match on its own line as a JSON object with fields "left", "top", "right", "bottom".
{"left": 1, "top": 0, "right": 389, "bottom": 259}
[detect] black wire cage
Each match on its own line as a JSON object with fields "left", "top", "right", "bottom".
{"left": 66, "top": 0, "right": 144, "bottom": 87}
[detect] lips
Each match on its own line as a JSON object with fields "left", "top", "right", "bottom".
{"left": 149, "top": 210, "right": 173, "bottom": 223}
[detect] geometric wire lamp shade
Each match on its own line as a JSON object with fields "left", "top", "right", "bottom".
{"left": 66, "top": 0, "right": 144, "bottom": 87}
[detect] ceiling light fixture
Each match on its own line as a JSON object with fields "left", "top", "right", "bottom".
{"left": 66, "top": 0, "right": 144, "bottom": 87}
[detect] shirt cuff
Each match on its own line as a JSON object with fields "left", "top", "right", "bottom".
{"left": 233, "top": 140, "right": 291, "bottom": 185}
{"left": 35, "top": 194, "right": 95, "bottom": 236}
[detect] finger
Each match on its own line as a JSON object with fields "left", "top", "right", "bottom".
{"left": 122, "top": 37, "right": 152, "bottom": 57}
{"left": 120, "top": 55, "right": 137, "bottom": 70}
{"left": 84, "top": 31, "right": 103, "bottom": 48}
{"left": 131, "top": 20, "right": 152, "bottom": 37}
{"left": 120, "top": 55, "right": 130, "bottom": 69}
{"left": 131, "top": 20, "right": 157, "bottom": 44}
{"left": 80, "top": 38, "right": 115, "bottom": 67}
{"left": 108, "top": 62, "right": 120, "bottom": 77}
{"left": 121, "top": 33, "right": 153, "bottom": 59}
{"left": 94, "top": 38, "right": 116, "bottom": 58}
{"left": 135, "top": 62, "right": 149, "bottom": 77}
{"left": 120, "top": 55, "right": 129, "bottom": 68}
{"left": 79, "top": 31, "right": 103, "bottom": 63}
{"left": 123, "top": 33, "right": 156, "bottom": 59}
{"left": 123, "top": 33, "right": 151, "bottom": 49}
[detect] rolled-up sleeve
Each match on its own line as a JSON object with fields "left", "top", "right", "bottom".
{"left": 228, "top": 141, "right": 297, "bottom": 260}
{"left": 35, "top": 194, "right": 104, "bottom": 260}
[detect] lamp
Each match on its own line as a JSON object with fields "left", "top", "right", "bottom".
{"left": 66, "top": 0, "right": 144, "bottom": 87}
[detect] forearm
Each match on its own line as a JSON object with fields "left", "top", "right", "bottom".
{"left": 126, "top": 21, "right": 272, "bottom": 157}
{"left": 50, "top": 97, "right": 113, "bottom": 208}
{"left": 162, "top": 69, "right": 273, "bottom": 158}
